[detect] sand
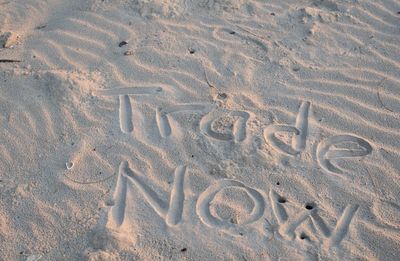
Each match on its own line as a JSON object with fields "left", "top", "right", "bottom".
{"left": 0, "top": 0, "right": 399, "bottom": 260}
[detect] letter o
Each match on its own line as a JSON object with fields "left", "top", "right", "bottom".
{"left": 196, "top": 179, "right": 265, "bottom": 231}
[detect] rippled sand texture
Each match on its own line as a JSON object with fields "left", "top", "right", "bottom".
{"left": 0, "top": 0, "right": 399, "bottom": 260}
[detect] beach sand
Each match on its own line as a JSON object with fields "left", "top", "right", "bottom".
{"left": 0, "top": 0, "right": 399, "bottom": 260}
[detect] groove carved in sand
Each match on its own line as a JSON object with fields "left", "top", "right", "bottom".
{"left": 109, "top": 163, "right": 129, "bottom": 227}
{"left": 156, "top": 104, "right": 214, "bottom": 138}
{"left": 196, "top": 179, "right": 265, "bottom": 234}
{"left": 270, "top": 190, "right": 358, "bottom": 247}
{"left": 316, "top": 135, "right": 373, "bottom": 174}
{"left": 119, "top": 95, "right": 133, "bottom": 133}
{"left": 114, "top": 161, "right": 187, "bottom": 227}
{"left": 94, "top": 87, "right": 163, "bottom": 134}
{"left": 264, "top": 101, "right": 310, "bottom": 156}
{"left": 199, "top": 110, "right": 250, "bottom": 142}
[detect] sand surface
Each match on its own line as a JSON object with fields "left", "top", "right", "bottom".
{"left": 0, "top": 0, "right": 400, "bottom": 260}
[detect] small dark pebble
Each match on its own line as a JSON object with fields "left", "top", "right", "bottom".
{"left": 124, "top": 50, "right": 134, "bottom": 56}
{"left": 276, "top": 182, "right": 280, "bottom": 185}
{"left": 191, "top": 155, "right": 194, "bottom": 158}
{"left": 397, "top": 11, "right": 400, "bottom": 15}
{"left": 35, "top": 25, "right": 47, "bottom": 30}
{"left": 119, "top": 41, "right": 128, "bottom": 47}
{"left": 181, "top": 248, "right": 187, "bottom": 252}
{"left": 270, "top": 12, "right": 275, "bottom": 16}
{"left": 217, "top": 93, "right": 227, "bottom": 99}
{"left": 278, "top": 197, "right": 287, "bottom": 203}
{"left": 105, "top": 199, "right": 115, "bottom": 206}
{"left": 300, "top": 232, "right": 308, "bottom": 240}
{"left": 305, "top": 203, "right": 314, "bottom": 210}
{"left": 188, "top": 48, "right": 195, "bottom": 54}
{"left": 229, "top": 31, "right": 236, "bottom": 35}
